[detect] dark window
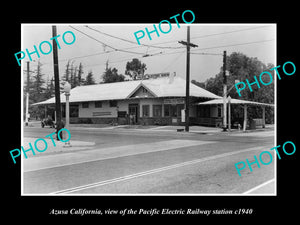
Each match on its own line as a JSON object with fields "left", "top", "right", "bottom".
{"left": 82, "top": 102, "right": 89, "bottom": 108}
{"left": 153, "top": 105, "right": 162, "bottom": 117}
{"left": 171, "top": 105, "right": 177, "bottom": 117}
{"left": 95, "top": 101, "right": 102, "bottom": 108}
{"left": 109, "top": 100, "right": 117, "bottom": 107}
{"left": 164, "top": 104, "right": 170, "bottom": 117}
{"left": 142, "top": 105, "right": 150, "bottom": 117}
{"left": 198, "top": 106, "right": 210, "bottom": 118}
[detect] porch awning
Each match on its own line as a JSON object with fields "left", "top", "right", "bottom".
{"left": 197, "top": 98, "right": 274, "bottom": 107}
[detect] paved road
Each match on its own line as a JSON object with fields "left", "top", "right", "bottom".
{"left": 22, "top": 126, "right": 275, "bottom": 195}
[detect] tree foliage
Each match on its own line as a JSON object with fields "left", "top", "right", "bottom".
{"left": 203, "top": 52, "right": 274, "bottom": 123}
{"left": 84, "top": 71, "right": 96, "bottom": 85}
{"left": 63, "top": 61, "right": 85, "bottom": 88}
{"left": 102, "top": 67, "right": 125, "bottom": 83}
{"left": 125, "top": 58, "right": 147, "bottom": 80}
{"left": 29, "top": 61, "right": 46, "bottom": 104}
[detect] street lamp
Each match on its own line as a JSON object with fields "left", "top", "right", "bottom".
{"left": 63, "top": 81, "right": 71, "bottom": 147}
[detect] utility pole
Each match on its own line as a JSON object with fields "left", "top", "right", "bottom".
{"left": 52, "top": 25, "right": 63, "bottom": 140}
{"left": 25, "top": 61, "right": 30, "bottom": 126}
{"left": 222, "top": 50, "right": 227, "bottom": 131}
{"left": 178, "top": 26, "right": 198, "bottom": 132}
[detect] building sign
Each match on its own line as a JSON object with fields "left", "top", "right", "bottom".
{"left": 164, "top": 98, "right": 185, "bottom": 105}
{"left": 92, "top": 112, "right": 112, "bottom": 117}
{"left": 144, "top": 72, "right": 170, "bottom": 79}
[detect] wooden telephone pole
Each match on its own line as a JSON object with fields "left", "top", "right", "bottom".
{"left": 178, "top": 26, "right": 198, "bottom": 132}
{"left": 52, "top": 25, "right": 63, "bottom": 140}
{"left": 222, "top": 50, "right": 227, "bottom": 131}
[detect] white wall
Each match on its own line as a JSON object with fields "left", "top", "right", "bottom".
{"left": 78, "top": 98, "right": 192, "bottom": 118}
{"left": 140, "top": 98, "right": 164, "bottom": 117}
{"left": 79, "top": 101, "right": 117, "bottom": 118}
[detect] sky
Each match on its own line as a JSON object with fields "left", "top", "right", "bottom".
{"left": 21, "top": 23, "right": 276, "bottom": 85}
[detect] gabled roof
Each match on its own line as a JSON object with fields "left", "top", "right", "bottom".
{"left": 33, "top": 76, "right": 221, "bottom": 106}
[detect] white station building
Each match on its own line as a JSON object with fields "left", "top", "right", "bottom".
{"left": 34, "top": 74, "right": 273, "bottom": 129}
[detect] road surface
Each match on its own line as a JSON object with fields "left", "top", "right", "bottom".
{"left": 22, "top": 126, "right": 275, "bottom": 195}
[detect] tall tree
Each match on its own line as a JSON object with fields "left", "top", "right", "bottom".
{"left": 125, "top": 58, "right": 147, "bottom": 80}
{"left": 44, "top": 77, "right": 55, "bottom": 99}
{"left": 102, "top": 67, "right": 125, "bottom": 83}
{"left": 63, "top": 61, "right": 70, "bottom": 82}
{"left": 64, "top": 61, "right": 85, "bottom": 87}
{"left": 77, "top": 63, "right": 83, "bottom": 86}
{"left": 84, "top": 71, "right": 96, "bottom": 85}
{"left": 29, "top": 61, "right": 47, "bottom": 120}
{"left": 31, "top": 61, "right": 46, "bottom": 103}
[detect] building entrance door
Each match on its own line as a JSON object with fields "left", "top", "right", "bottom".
{"left": 170, "top": 105, "right": 178, "bottom": 124}
{"left": 129, "top": 104, "right": 139, "bottom": 124}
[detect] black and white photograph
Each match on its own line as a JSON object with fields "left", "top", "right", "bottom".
{"left": 4, "top": 3, "right": 299, "bottom": 220}
{"left": 20, "top": 23, "right": 276, "bottom": 195}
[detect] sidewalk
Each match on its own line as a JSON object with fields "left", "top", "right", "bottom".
{"left": 111, "top": 124, "right": 274, "bottom": 135}
{"left": 22, "top": 137, "right": 95, "bottom": 158}
{"left": 25, "top": 120, "right": 274, "bottom": 135}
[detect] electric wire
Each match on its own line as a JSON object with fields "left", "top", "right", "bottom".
{"left": 191, "top": 39, "right": 275, "bottom": 52}
{"left": 85, "top": 25, "right": 185, "bottom": 49}
{"left": 69, "top": 25, "right": 145, "bottom": 55}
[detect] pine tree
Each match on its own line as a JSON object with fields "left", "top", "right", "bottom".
{"left": 63, "top": 60, "right": 70, "bottom": 82}
{"left": 31, "top": 61, "right": 46, "bottom": 103}
{"left": 77, "top": 63, "right": 83, "bottom": 86}
{"left": 44, "top": 77, "right": 55, "bottom": 99}
{"left": 84, "top": 71, "right": 96, "bottom": 85}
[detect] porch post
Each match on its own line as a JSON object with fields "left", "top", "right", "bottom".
{"left": 228, "top": 96, "right": 231, "bottom": 131}
{"left": 243, "top": 104, "right": 247, "bottom": 132}
{"left": 262, "top": 106, "right": 266, "bottom": 128}
{"left": 44, "top": 105, "right": 47, "bottom": 119}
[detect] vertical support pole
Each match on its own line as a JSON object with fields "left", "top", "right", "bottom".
{"left": 64, "top": 93, "right": 71, "bottom": 147}
{"left": 185, "top": 26, "right": 190, "bottom": 132}
{"left": 243, "top": 104, "right": 247, "bottom": 132}
{"left": 25, "top": 61, "right": 30, "bottom": 126}
{"left": 262, "top": 106, "right": 266, "bottom": 128}
{"left": 52, "top": 25, "right": 63, "bottom": 140}
{"left": 222, "top": 50, "right": 227, "bottom": 130}
{"left": 228, "top": 98, "right": 231, "bottom": 132}
{"left": 44, "top": 105, "right": 47, "bottom": 119}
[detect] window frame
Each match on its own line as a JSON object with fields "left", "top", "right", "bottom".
{"left": 142, "top": 105, "right": 150, "bottom": 117}
{"left": 95, "top": 101, "right": 102, "bottom": 108}
{"left": 82, "top": 102, "right": 89, "bottom": 108}
{"left": 153, "top": 104, "right": 162, "bottom": 117}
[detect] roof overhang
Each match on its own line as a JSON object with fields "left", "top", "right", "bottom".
{"left": 197, "top": 98, "right": 274, "bottom": 107}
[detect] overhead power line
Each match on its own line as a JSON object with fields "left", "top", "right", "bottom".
{"left": 191, "top": 39, "right": 275, "bottom": 52}
{"left": 190, "top": 52, "right": 223, "bottom": 56}
{"left": 191, "top": 25, "right": 272, "bottom": 40}
{"left": 83, "top": 50, "right": 185, "bottom": 68}
{"left": 111, "top": 25, "right": 272, "bottom": 48}
{"left": 69, "top": 25, "right": 145, "bottom": 55}
{"left": 85, "top": 25, "right": 185, "bottom": 49}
